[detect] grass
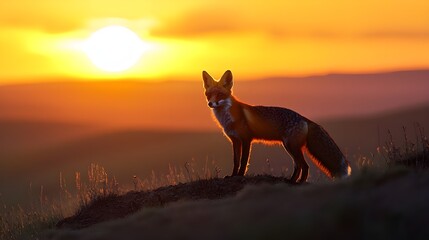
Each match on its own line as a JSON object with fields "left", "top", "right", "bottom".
{"left": 0, "top": 164, "right": 120, "bottom": 239}
{"left": 1, "top": 126, "right": 428, "bottom": 239}
{"left": 380, "top": 124, "right": 429, "bottom": 168}
{"left": 0, "top": 204, "right": 59, "bottom": 240}
{"left": 0, "top": 160, "right": 220, "bottom": 240}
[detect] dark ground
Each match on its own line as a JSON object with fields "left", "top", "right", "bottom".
{"left": 48, "top": 169, "right": 429, "bottom": 240}
{"left": 56, "top": 175, "right": 293, "bottom": 229}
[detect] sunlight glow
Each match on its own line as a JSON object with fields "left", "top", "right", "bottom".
{"left": 83, "top": 25, "right": 147, "bottom": 72}
{"left": 1, "top": 1, "right": 428, "bottom": 82}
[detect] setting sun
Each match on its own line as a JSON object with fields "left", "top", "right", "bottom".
{"left": 1, "top": 1, "right": 428, "bottom": 82}
{"left": 83, "top": 25, "right": 146, "bottom": 72}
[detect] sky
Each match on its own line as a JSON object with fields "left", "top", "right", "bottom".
{"left": 0, "top": 0, "right": 428, "bottom": 84}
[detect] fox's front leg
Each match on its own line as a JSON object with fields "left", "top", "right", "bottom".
{"left": 238, "top": 141, "right": 251, "bottom": 176}
{"left": 231, "top": 138, "right": 242, "bottom": 176}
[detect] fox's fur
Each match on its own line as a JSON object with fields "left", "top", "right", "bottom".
{"left": 202, "top": 70, "right": 351, "bottom": 183}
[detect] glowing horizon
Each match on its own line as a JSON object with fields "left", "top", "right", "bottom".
{"left": 0, "top": 1, "right": 428, "bottom": 84}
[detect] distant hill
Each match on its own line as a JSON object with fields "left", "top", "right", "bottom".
{"left": 0, "top": 69, "right": 428, "bottom": 130}
{"left": 321, "top": 104, "right": 429, "bottom": 164}
{"left": 0, "top": 119, "right": 94, "bottom": 155}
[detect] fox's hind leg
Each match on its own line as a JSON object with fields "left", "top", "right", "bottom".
{"left": 283, "top": 139, "right": 309, "bottom": 183}
{"left": 294, "top": 149, "right": 308, "bottom": 183}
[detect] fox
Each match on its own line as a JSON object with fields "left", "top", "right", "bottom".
{"left": 202, "top": 70, "right": 351, "bottom": 183}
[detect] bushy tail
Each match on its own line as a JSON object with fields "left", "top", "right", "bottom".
{"left": 305, "top": 122, "right": 351, "bottom": 178}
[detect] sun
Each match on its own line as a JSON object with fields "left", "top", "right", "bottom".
{"left": 83, "top": 25, "right": 146, "bottom": 72}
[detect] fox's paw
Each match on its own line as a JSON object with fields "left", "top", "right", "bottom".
{"left": 224, "top": 175, "right": 238, "bottom": 179}
{"left": 224, "top": 175, "right": 244, "bottom": 180}
{"left": 287, "top": 178, "right": 308, "bottom": 185}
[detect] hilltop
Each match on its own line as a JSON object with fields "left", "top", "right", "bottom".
{"left": 47, "top": 168, "right": 429, "bottom": 240}
{"left": 56, "top": 175, "right": 293, "bottom": 229}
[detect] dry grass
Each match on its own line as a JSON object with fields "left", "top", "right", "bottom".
{"left": 379, "top": 124, "right": 429, "bottom": 169}
{"left": 0, "top": 160, "right": 221, "bottom": 240}
{"left": 0, "top": 203, "right": 60, "bottom": 240}
{"left": 131, "top": 159, "right": 221, "bottom": 192}
{"left": 354, "top": 123, "right": 429, "bottom": 171}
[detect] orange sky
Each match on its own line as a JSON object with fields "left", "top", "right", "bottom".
{"left": 0, "top": 1, "right": 428, "bottom": 84}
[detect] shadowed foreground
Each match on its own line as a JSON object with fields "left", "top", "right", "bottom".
{"left": 56, "top": 175, "right": 293, "bottom": 229}
{"left": 47, "top": 169, "right": 429, "bottom": 240}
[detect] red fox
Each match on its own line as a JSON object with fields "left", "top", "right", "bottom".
{"left": 202, "top": 70, "right": 351, "bottom": 183}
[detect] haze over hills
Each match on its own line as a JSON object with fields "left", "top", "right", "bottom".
{"left": 1, "top": 69, "right": 428, "bottom": 130}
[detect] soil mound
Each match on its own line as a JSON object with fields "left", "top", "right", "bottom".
{"left": 57, "top": 175, "right": 292, "bottom": 229}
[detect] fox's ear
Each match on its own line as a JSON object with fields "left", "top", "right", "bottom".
{"left": 220, "top": 70, "right": 233, "bottom": 90}
{"left": 202, "top": 71, "right": 214, "bottom": 89}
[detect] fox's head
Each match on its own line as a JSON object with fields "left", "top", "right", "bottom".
{"left": 202, "top": 70, "right": 233, "bottom": 109}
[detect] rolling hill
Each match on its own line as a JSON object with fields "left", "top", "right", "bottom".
{"left": 0, "top": 69, "right": 428, "bottom": 130}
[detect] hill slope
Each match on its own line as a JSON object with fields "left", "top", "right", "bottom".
{"left": 47, "top": 169, "right": 429, "bottom": 240}
{"left": 56, "top": 175, "right": 293, "bottom": 229}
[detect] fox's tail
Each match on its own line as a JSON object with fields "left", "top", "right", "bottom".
{"left": 305, "top": 121, "right": 351, "bottom": 179}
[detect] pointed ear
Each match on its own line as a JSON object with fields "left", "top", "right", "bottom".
{"left": 202, "top": 71, "right": 214, "bottom": 89}
{"left": 220, "top": 70, "right": 233, "bottom": 90}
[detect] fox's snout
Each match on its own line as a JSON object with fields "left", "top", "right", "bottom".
{"left": 207, "top": 99, "right": 226, "bottom": 108}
